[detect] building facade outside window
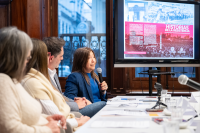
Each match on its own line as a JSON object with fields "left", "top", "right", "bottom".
{"left": 58, "top": 0, "right": 106, "bottom": 77}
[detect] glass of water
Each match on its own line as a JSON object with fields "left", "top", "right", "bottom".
{"left": 164, "top": 94, "right": 171, "bottom": 104}
{"left": 163, "top": 121, "right": 179, "bottom": 133}
{"left": 171, "top": 107, "right": 183, "bottom": 123}
{"left": 166, "top": 99, "right": 177, "bottom": 112}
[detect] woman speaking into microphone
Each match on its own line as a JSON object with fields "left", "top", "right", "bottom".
{"left": 64, "top": 47, "right": 108, "bottom": 104}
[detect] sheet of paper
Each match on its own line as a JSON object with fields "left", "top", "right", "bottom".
{"left": 139, "top": 98, "right": 158, "bottom": 102}
{"left": 182, "top": 99, "right": 189, "bottom": 114}
{"left": 195, "top": 121, "right": 200, "bottom": 133}
{"left": 137, "top": 103, "right": 151, "bottom": 108}
{"left": 106, "top": 101, "right": 129, "bottom": 105}
{"left": 100, "top": 110, "right": 147, "bottom": 116}
{"left": 189, "top": 94, "right": 198, "bottom": 103}
{"left": 189, "top": 128, "right": 195, "bottom": 133}
{"left": 182, "top": 99, "right": 197, "bottom": 117}
{"left": 91, "top": 120, "right": 149, "bottom": 128}
{"left": 177, "top": 96, "right": 183, "bottom": 106}
{"left": 188, "top": 117, "right": 194, "bottom": 126}
{"left": 183, "top": 110, "right": 197, "bottom": 116}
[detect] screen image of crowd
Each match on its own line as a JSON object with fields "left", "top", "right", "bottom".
{"left": 125, "top": 1, "right": 194, "bottom": 25}
{"left": 143, "top": 4, "right": 194, "bottom": 25}
{"left": 124, "top": 34, "right": 193, "bottom": 59}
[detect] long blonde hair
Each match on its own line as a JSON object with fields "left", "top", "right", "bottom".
{"left": 26, "top": 39, "right": 50, "bottom": 80}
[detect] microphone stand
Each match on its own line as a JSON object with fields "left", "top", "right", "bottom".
{"left": 151, "top": 95, "right": 167, "bottom": 109}
{"left": 151, "top": 83, "right": 167, "bottom": 109}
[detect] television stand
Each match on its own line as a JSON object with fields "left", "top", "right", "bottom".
{"left": 139, "top": 67, "right": 176, "bottom": 96}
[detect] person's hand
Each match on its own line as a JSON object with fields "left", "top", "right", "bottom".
{"left": 46, "top": 120, "right": 60, "bottom": 133}
{"left": 74, "top": 97, "right": 87, "bottom": 109}
{"left": 99, "top": 81, "right": 108, "bottom": 94}
{"left": 82, "top": 97, "right": 92, "bottom": 105}
{"left": 46, "top": 114, "right": 67, "bottom": 129}
{"left": 46, "top": 116, "right": 61, "bottom": 133}
{"left": 75, "top": 116, "right": 90, "bottom": 127}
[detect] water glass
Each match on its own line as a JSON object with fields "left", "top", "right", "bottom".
{"left": 161, "top": 90, "right": 168, "bottom": 101}
{"left": 164, "top": 94, "right": 171, "bottom": 103}
{"left": 171, "top": 107, "right": 183, "bottom": 123}
{"left": 163, "top": 121, "right": 179, "bottom": 133}
{"left": 166, "top": 99, "right": 177, "bottom": 111}
{"left": 161, "top": 90, "right": 168, "bottom": 95}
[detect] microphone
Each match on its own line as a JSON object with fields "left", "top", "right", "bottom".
{"left": 178, "top": 75, "right": 200, "bottom": 91}
{"left": 96, "top": 67, "right": 103, "bottom": 83}
{"left": 97, "top": 67, "right": 105, "bottom": 92}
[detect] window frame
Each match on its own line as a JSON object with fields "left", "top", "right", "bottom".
{"left": 51, "top": 0, "right": 110, "bottom": 91}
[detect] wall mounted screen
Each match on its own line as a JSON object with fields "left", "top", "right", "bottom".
{"left": 114, "top": 0, "right": 200, "bottom": 67}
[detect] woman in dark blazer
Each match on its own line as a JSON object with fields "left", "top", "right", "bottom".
{"left": 64, "top": 47, "right": 108, "bottom": 103}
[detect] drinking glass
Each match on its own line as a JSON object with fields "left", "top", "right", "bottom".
{"left": 161, "top": 90, "right": 168, "bottom": 95}
{"left": 161, "top": 90, "right": 168, "bottom": 101}
{"left": 163, "top": 121, "right": 179, "bottom": 133}
{"left": 164, "top": 94, "right": 171, "bottom": 104}
{"left": 166, "top": 99, "right": 177, "bottom": 112}
{"left": 171, "top": 107, "right": 183, "bottom": 123}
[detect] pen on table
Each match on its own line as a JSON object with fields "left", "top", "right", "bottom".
{"left": 187, "top": 114, "right": 199, "bottom": 121}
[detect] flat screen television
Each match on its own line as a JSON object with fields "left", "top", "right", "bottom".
{"left": 114, "top": 0, "right": 200, "bottom": 67}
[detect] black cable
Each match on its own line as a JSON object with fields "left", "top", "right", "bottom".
{"left": 172, "top": 73, "right": 175, "bottom": 96}
{"left": 139, "top": 74, "right": 143, "bottom": 94}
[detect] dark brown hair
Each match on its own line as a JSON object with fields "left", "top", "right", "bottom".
{"left": 43, "top": 37, "right": 65, "bottom": 57}
{"left": 72, "top": 47, "right": 99, "bottom": 84}
{"left": 26, "top": 39, "right": 50, "bottom": 80}
{"left": 0, "top": 27, "right": 33, "bottom": 82}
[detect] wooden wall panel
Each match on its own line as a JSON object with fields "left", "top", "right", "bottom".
{"left": 27, "top": 0, "right": 41, "bottom": 39}
{"left": 0, "top": 5, "right": 8, "bottom": 28}
{"left": 11, "top": 0, "right": 27, "bottom": 32}
{"left": 111, "top": 68, "right": 125, "bottom": 93}
{"left": 10, "top": 0, "right": 51, "bottom": 39}
{"left": 51, "top": 0, "right": 58, "bottom": 37}
{"left": 41, "top": 0, "right": 51, "bottom": 38}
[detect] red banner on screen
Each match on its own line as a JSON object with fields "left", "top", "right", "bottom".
{"left": 124, "top": 22, "right": 194, "bottom": 58}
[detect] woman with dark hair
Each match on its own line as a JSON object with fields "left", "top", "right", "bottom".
{"left": 0, "top": 27, "right": 66, "bottom": 133}
{"left": 22, "top": 39, "right": 90, "bottom": 132}
{"left": 64, "top": 47, "right": 108, "bottom": 103}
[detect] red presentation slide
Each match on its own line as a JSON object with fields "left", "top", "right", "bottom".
{"left": 124, "top": 22, "right": 194, "bottom": 59}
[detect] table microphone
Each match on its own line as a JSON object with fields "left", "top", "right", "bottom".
{"left": 96, "top": 67, "right": 103, "bottom": 83}
{"left": 178, "top": 75, "right": 200, "bottom": 91}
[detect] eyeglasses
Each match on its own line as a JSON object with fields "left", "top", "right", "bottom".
{"left": 48, "top": 52, "right": 51, "bottom": 56}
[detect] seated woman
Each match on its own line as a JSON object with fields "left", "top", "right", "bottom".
{"left": 64, "top": 47, "right": 108, "bottom": 103}
{"left": 0, "top": 27, "right": 66, "bottom": 133}
{"left": 21, "top": 39, "right": 90, "bottom": 131}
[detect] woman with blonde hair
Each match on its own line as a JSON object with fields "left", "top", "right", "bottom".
{"left": 22, "top": 39, "right": 89, "bottom": 132}
{"left": 64, "top": 47, "right": 108, "bottom": 103}
{"left": 0, "top": 27, "right": 66, "bottom": 133}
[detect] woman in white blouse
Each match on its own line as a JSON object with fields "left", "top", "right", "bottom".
{"left": 0, "top": 27, "right": 66, "bottom": 133}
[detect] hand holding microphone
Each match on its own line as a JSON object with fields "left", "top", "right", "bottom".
{"left": 97, "top": 68, "right": 108, "bottom": 94}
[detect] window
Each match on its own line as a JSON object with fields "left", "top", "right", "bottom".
{"left": 58, "top": 0, "right": 106, "bottom": 77}
{"left": 135, "top": 67, "right": 195, "bottom": 78}
{"left": 171, "top": 67, "right": 195, "bottom": 78}
{"left": 135, "top": 67, "right": 157, "bottom": 77}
